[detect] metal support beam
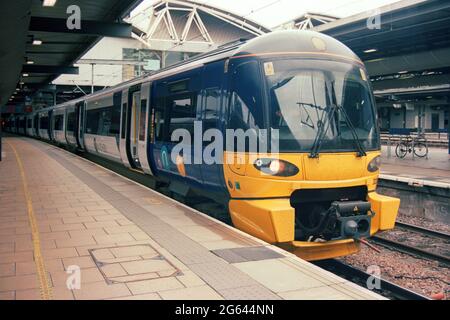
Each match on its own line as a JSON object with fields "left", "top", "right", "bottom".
{"left": 78, "top": 59, "right": 148, "bottom": 66}
{"left": 29, "top": 17, "right": 132, "bottom": 38}
{"left": 22, "top": 65, "right": 79, "bottom": 75}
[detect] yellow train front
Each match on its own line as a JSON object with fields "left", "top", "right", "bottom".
{"left": 223, "top": 31, "right": 400, "bottom": 261}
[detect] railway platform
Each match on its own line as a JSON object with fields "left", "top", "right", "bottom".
{"left": 0, "top": 137, "right": 383, "bottom": 300}
{"left": 380, "top": 146, "right": 450, "bottom": 186}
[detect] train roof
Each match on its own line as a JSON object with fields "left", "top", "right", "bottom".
{"left": 39, "top": 30, "right": 363, "bottom": 113}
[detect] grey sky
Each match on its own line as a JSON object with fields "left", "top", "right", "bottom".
{"left": 132, "top": 0, "right": 403, "bottom": 28}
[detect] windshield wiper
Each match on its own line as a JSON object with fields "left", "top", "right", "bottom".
{"left": 309, "top": 103, "right": 336, "bottom": 158}
{"left": 337, "top": 104, "right": 367, "bottom": 157}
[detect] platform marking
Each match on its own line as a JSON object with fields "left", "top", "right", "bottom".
{"left": 7, "top": 141, "right": 53, "bottom": 300}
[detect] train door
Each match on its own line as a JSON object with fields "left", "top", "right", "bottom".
{"left": 138, "top": 82, "right": 153, "bottom": 175}
{"left": 150, "top": 73, "right": 203, "bottom": 184}
{"left": 129, "top": 89, "right": 142, "bottom": 168}
{"left": 48, "top": 110, "right": 53, "bottom": 141}
{"left": 33, "top": 114, "right": 39, "bottom": 137}
{"left": 199, "top": 62, "right": 226, "bottom": 189}
{"left": 119, "top": 88, "right": 131, "bottom": 168}
{"left": 75, "top": 102, "right": 85, "bottom": 149}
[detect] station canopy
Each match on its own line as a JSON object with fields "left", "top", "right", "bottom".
{"left": 0, "top": 0, "right": 142, "bottom": 108}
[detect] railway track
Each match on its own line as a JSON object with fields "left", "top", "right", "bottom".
{"left": 370, "top": 222, "right": 450, "bottom": 265}
{"left": 395, "top": 221, "right": 450, "bottom": 241}
{"left": 315, "top": 259, "right": 431, "bottom": 300}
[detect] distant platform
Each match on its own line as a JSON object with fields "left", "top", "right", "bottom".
{"left": 0, "top": 137, "right": 383, "bottom": 300}
{"left": 381, "top": 146, "right": 450, "bottom": 187}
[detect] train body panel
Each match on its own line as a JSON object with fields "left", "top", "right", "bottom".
{"left": 4, "top": 30, "right": 400, "bottom": 261}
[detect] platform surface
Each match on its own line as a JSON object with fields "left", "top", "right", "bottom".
{"left": 381, "top": 146, "right": 450, "bottom": 186}
{"left": 0, "top": 137, "right": 383, "bottom": 300}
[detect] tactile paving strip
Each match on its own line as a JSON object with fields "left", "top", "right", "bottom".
{"left": 211, "top": 246, "right": 284, "bottom": 264}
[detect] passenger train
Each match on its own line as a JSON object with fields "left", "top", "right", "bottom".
{"left": 5, "top": 31, "right": 400, "bottom": 261}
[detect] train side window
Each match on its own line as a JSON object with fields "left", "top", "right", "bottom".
{"left": 98, "top": 108, "right": 112, "bottom": 136}
{"left": 67, "top": 111, "right": 76, "bottom": 132}
{"left": 86, "top": 107, "right": 112, "bottom": 136}
{"left": 228, "top": 61, "right": 264, "bottom": 131}
{"left": 121, "top": 103, "right": 127, "bottom": 139}
{"left": 54, "top": 115, "right": 64, "bottom": 131}
{"left": 110, "top": 104, "right": 121, "bottom": 137}
{"left": 139, "top": 99, "right": 147, "bottom": 141}
{"left": 27, "top": 119, "right": 32, "bottom": 129}
{"left": 167, "top": 94, "right": 197, "bottom": 139}
{"left": 40, "top": 116, "right": 49, "bottom": 130}
{"left": 86, "top": 109, "right": 100, "bottom": 134}
{"left": 203, "top": 87, "right": 220, "bottom": 132}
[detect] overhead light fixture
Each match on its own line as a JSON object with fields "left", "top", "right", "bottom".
{"left": 26, "top": 60, "right": 34, "bottom": 64}
{"left": 364, "top": 48, "right": 377, "bottom": 53}
{"left": 20, "top": 81, "right": 25, "bottom": 85}
{"left": 42, "top": 0, "right": 57, "bottom": 7}
{"left": 22, "top": 73, "right": 29, "bottom": 77}
{"left": 32, "top": 39, "right": 43, "bottom": 45}
{"left": 398, "top": 70, "right": 408, "bottom": 74}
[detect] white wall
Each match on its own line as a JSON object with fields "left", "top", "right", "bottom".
{"left": 388, "top": 105, "right": 446, "bottom": 130}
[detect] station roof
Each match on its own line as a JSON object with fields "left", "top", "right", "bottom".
{"left": 0, "top": 0, "right": 142, "bottom": 107}
{"left": 313, "top": 0, "right": 450, "bottom": 98}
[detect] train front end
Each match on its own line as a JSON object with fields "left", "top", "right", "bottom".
{"left": 224, "top": 31, "right": 400, "bottom": 261}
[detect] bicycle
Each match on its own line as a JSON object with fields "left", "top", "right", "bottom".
{"left": 395, "top": 135, "right": 428, "bottom": 158}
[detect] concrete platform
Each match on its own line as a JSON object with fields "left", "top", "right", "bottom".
{"left": 381, "top": 146, "right": 450, "bottom": 187}
{"left": 0, "top": 137, "right": 383, "bottom": 300}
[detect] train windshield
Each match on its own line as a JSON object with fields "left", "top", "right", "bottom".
{"left": 265, "top": 59, "right": 379, "bottom": 153}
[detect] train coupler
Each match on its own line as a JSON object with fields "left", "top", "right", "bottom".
{"left": 328, "top": 200, "right": 374, "bottom": 241}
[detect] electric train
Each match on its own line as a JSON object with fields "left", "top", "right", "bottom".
{"left": 6, "top": 30, "right": 400, "bottom": 261}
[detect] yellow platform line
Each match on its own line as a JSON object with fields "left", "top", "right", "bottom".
{"left": 7, "top": 141, "right": 53, "bottom": 300}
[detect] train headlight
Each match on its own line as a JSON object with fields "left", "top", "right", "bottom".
{"left": 367, "top": 156, "right": 381, "bottom": 172}
{"left": 254, "top": 158, "right": 299, "bottom": 177}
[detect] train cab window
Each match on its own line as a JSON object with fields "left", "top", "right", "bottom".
{"left": 229, "top": 61, "right": 264, "bottom": 131}
{"left": 54, "top": 115, "right": 64, "bottom": 131}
